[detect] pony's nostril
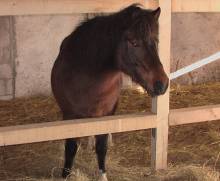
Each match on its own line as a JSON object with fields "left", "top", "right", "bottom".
{"left": 154, "top": 81, "right": 165, "bottom": 94}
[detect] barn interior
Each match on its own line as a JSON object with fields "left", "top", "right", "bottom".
{"left": 0, "top": 1, "right": 220, "bottom": 181}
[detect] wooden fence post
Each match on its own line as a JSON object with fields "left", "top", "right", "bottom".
{"left": 151, "top": 0, "right": 171, "bottom": 170}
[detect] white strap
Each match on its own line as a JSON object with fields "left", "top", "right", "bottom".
{"left": 170, "top": 51, "right": 220, "bottom": 80}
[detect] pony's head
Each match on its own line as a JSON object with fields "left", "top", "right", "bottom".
{"left": 117, "top": 5, "right": 168, "bottom": 96}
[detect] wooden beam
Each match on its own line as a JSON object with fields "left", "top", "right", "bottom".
{"left": 0, "top": 105, "right": 220, "bottom": 147}
{"left": 172, "top": 0, "right": 220, "bottom": 12}
{"left": 151, "top": 0, "right": 171, "bottom": 170}
{"left": 0, "top": 0, "right": 158, "bottom": 16}
{"left": 0, "top": 113, "right": 156, "bottom": 146}
{"left": 169, "top": 104, "right": 220, "bottom": 126}
{"left": 0, "top": 0, "right": 220, "bottom": 16}
{"left": 0, "top": 0, "right": 219, "bottom": 16}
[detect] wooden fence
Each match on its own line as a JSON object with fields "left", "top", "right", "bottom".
{"left": 0, "top": 0, "right": 220, "bottom": 170}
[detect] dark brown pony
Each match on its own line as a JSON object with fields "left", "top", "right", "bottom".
{"left": 51, "top": 4, "right": 168, "bottom": 180}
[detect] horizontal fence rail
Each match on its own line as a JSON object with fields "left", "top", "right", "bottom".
{"left": 0, "top": 113, "right": 157, "bottom": 146}
{"left": 0, "top": 105, "right": 220, "bottom": 147}
{"left": 0, "top": 0, "right": 158, "bottom": 16}
{"left": 172, "top": 0, "right": 220, "bottom": 12}
{"left": 169, "top": 104, "right": 220, "bottom": 126}
{"left": 0, "top": 0, "right": 220, "bottom": 16}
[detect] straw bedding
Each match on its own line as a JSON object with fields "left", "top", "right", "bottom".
{"left": 0, "top": 82, "right": 219, "bottom": 181}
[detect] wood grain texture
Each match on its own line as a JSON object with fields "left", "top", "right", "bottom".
{"left": 151, "top": 0, "right": 171, "bottom": 170}
{"left": 0, "top": 113, "right": 156, "bottom": 146}
{"left": 172, "top": 0, "right": 220, "bottom": 12}
{"left": 0, "top": 0, "right": 158, "bottom": 16}
{"left": 169, "top": 104, "right": 220, "bottom": 126}
{"left": 0, "top": 105, "right": 220, "bottom": 146}
{"left": 0, "top": 0, "right": 219, "bottom": 16}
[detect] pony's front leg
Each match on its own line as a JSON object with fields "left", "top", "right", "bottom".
{"left": 96, "top": 134, "right": 109, "bottom": 181}
{"left": 87, "top": 133, "right": 113, "bottom": 150}
{"left": 62, "top": 138, "right": 80, "bottom": 178}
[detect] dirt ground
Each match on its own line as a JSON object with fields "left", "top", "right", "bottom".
{"left": 0, "top": 82, "right": 220, "bottom": 181}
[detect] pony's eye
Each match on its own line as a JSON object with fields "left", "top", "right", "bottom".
{"left": 128, "top": 39, "right": 139, "bottom": 47}
{"left": 132, "top": 41, "right": 138, "bottom": 47}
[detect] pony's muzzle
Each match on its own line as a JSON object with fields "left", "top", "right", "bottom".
{"left": 153, "top": 80, "right": 168, "bottom": 95}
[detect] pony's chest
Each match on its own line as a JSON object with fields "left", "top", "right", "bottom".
{"left": 87, "top": 74, "right": 121, "bottom": 117}
{"left": 66, "top": 71, "right": 122, "bottom": 117}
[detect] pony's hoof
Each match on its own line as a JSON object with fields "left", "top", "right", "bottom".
{"left": 98, "top": 173, "right": 108, "bottom": 181}
{"left": 62, "top": 168, "right": 71, "bottom": 178}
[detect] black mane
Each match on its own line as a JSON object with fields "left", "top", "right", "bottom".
{"left": 59, "top": 4, "right": 154, "bottom": 71}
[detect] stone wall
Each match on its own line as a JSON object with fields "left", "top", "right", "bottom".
{"left": 0, "top": 13, "right": 220, "bottom": 99}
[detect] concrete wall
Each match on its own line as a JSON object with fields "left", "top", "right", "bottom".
{"left": 15, "top": 15, "right": 84, "bottom": 97}
{"left": 171, "top": 13, "right": 220, "bottom": 84}
{"left": 0, "top": 13, "right": 220, "bottom": 99}
{"left": 0, "top": 17, "right": 14, "bottom": 100}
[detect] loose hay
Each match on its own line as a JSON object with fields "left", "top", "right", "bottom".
{"left": 0, "top": 82, "right": 220, "bottom": 181}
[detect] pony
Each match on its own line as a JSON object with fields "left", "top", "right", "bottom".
{"left": 51, "top": 4, "right": 168, "bottom": 181}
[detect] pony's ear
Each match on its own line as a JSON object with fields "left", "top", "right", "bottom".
{"left": 152, "top": 7, "right": 161, "bottom": 20}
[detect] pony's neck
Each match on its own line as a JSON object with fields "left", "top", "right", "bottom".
{"left": 65, "top": 13, "right": 133, "bottom": 73}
